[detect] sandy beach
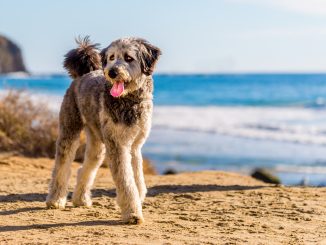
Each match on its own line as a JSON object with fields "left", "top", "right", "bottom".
{"left": 0, "top": 155, "right": 325, "bottom": 244}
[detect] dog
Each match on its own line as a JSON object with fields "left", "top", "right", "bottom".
{"left": 46, "top": 36, "right": 161, "bottom": 224}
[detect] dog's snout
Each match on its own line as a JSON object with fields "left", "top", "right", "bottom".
{"left": 108, "top": 69, "right": 118, "bottom": 79}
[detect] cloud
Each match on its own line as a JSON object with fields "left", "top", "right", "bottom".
{"left": 230, "top": 0, "right": 326, "bottom": 16}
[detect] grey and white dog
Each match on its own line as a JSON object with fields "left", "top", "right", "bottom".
{"left": 46, "top": 37, "right": 161, "bottom": 224}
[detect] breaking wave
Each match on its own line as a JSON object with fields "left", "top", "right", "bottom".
{"left": 153, "top": 106, "right": 326, "bottom": 145}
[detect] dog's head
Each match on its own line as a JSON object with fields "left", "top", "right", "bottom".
{"left": 101, "top": 38, "right": 161, "bottom": 98}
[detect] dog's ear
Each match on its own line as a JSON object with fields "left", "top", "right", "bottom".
{"left": 137, "top": 39, "right": 162, "bottom": 76}
{"left": 100, "top": 47, "right": 108, "bottom": 68}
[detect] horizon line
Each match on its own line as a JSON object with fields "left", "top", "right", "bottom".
{"left": 3, "top": 70, "right": 326, "bottom": 77}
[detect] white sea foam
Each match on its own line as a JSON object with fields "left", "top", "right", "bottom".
{"left": 275, "top": 164, "right": 326, "bottom": 174}
{"left": 3, "top": 89, "right": 326, "bottom": 146}
{"left": 0, "top": 72, "right": 30, "bottom": 79}
{"left": 153, "top": 106, "right": 326, "bottom": 145}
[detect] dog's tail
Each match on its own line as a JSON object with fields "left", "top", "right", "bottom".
{"left": 63, "top": 36, "right": 102, "bottom": 79}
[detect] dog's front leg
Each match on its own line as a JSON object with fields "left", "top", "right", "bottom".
{"left": 131, "top": 146, "right": 147, "bottom": 203}
{"left": 107, "top": 144, "right": 143, "bottom": 224}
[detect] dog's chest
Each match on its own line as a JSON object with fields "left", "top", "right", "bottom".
{"left": 104, "top": 95, "right": 150, "bottom": 127}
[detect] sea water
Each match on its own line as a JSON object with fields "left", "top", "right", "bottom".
{"left": 1, "top": 73, "right": 326, "bottom": 186}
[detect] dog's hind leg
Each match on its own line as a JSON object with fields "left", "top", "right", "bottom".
{"left": 46, "top": 128, "right": 81, "bottom": 209}
{"left": 106, "top": 142, "right": 143, "bottom": 224}
{"left": 46, "top": 87, "right": 83, "bottom": 209}
{"left": 72, "top": 128, "right": 105, "bottom": 207}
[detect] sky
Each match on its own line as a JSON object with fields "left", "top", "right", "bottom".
{"left": 1, "top": 0, "right": 326, "bottom": 74}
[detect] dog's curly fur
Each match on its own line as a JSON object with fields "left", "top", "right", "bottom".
{"left": 46, "top": 36, "right": 161, "bottom": 224}
{"left": 64, "top": 36, "right": 102, "bottom": 79}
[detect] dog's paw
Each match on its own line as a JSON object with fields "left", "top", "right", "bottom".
{"left": 123, "top": 213, "right": 144, "bottom": 225}
{"left": 46, "top": 197, "right": 66, "bottom": 209}
{"left": 72, "top": 195, "right": 92, "bottom": 207}
{"left": 128, "top": 215, "right": 144, "bottom": 225}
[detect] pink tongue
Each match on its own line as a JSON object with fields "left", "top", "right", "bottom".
{"left": 110, "top": 81, "right": 125, "bottom": 97}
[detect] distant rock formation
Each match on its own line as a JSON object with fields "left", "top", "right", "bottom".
{"left": 0, "top": 35, "right": 27, "bottom": 74}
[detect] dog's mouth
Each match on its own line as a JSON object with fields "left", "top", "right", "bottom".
{"left": 110, "top": 80, "right": 125, "bottom": 97}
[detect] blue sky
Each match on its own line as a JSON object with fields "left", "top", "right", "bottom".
{"left": 1, "top": 0, "right": 326, "bottom": 73}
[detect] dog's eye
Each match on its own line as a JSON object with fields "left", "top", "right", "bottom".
{"left": 124, "top": 54, "right": 134, "bottom": 63}
{"left": 109, "top": 55, "right": 115, "bottom": 61}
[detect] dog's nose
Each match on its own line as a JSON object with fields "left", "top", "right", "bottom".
{"left": 108, "top": 69, "right": 118, "bottom": 79}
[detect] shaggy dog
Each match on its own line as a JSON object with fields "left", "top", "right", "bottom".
{"left": 46, "top": 37, "right": 161, "bottom": 224}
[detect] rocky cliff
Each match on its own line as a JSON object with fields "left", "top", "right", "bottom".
{"left": 0, "top": 35, "right": 27, "bottom": 74}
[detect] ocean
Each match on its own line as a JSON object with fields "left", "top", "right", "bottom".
{"left": 1, "top": 73, "right": 326, "bottom": 186}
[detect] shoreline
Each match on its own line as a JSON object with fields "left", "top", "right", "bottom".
{"left": 145, "top": 128, "right": 326, "bottom": 186}
{"left": 1, "top": 84, "right": 326, "bottom": 186}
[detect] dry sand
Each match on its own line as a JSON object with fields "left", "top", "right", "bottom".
{"left": 0, "top": 155, "right": 325, "bottom": 244}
